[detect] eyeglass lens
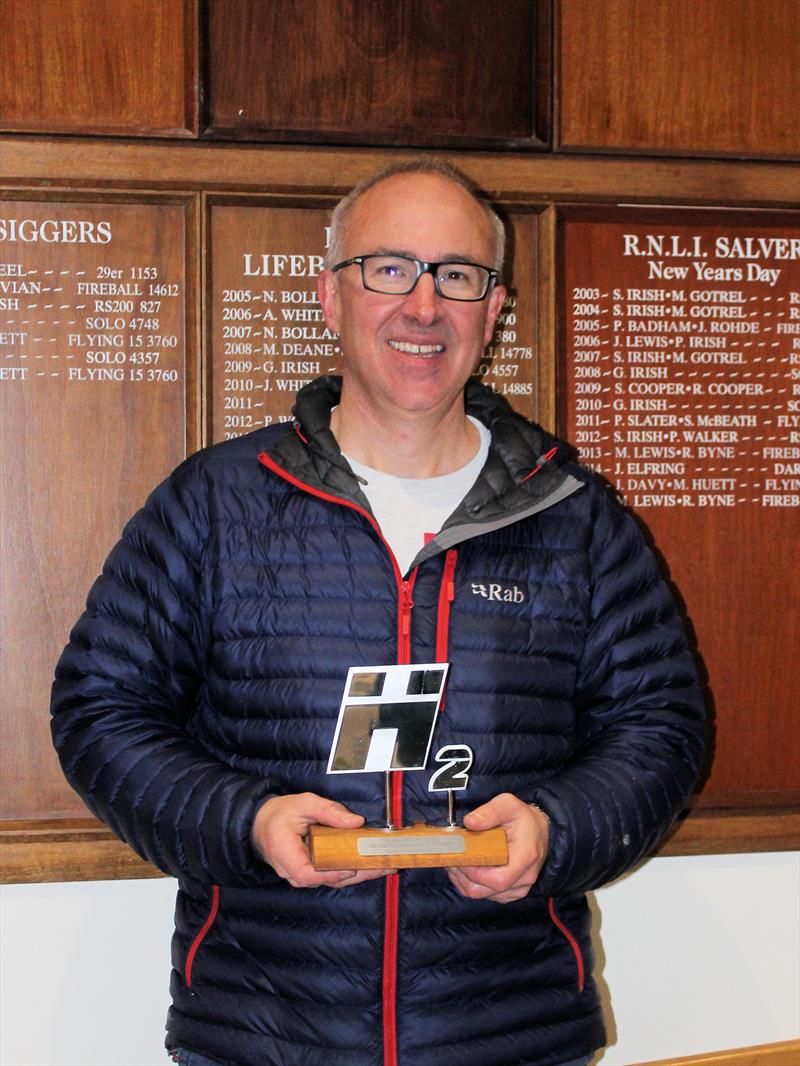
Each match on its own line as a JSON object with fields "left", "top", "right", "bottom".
{"left": 361, "top": 255, "right": 490, "bottom": 300}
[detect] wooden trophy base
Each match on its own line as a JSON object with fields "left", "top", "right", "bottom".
{"left": 309, "top": 822, "right": 508, "bottom": 870}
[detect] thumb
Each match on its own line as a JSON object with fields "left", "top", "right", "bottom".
{"left": 312, "top": 798, "right": 365, "bottom": 829}
{"left": 463, "top": 793, "right": 519, "bottom": 831}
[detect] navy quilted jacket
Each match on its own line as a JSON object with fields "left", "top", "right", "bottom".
{"left": 51, "top": 377, "right": 705, "bottom": 1066}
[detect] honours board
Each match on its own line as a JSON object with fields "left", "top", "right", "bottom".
{"left": 208, "top": 201, "right": 539, "bottom": 441}
{"left": 0, "top": 197, "right": 191, "bottom": 822}
{"left": 560, "top": 209, "right": 800, "bottom": 807}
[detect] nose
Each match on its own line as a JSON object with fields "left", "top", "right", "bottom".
{"left": 401, "top": 270, "right": 439, "bottom": 325}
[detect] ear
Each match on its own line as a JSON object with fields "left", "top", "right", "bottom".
{"left": 317, "top": 269, "right": 341, "bottom": 334}
{"left": 483, "top": 283, "right": 508, "bottom": 347}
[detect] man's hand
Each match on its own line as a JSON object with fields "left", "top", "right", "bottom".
{"left": 252, "top": 792, "right": 396, "bottom": 889}
{"left": 447, "top": 793, "right": 549, "bottom": 904}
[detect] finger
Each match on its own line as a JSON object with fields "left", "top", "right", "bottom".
{"left": 328, "top": 868, "right": 398, "bottom": 888}
{"left": 449, "top": 858, "right": 533, "bottom": 894}
{"left": 272, "top": 828, "right": 355, "bottom": 886}
{"left": 458, "top": 862, "right": 522, "bottom": 891}
{"left": 290, "top": 866, "right": 398, "bottom": 889}
{"left": 286, "top": 865, "right": 359, "bottom": 888}
{"left": 272, "top": 830, "right": 318, "bottom": 880}
{"left": 447, "top": 867, "right": 492, "bottom": 899}
{"left": 483, "top": 888, "right": 529, "bottom": 904}
{"left": 448, "top": 867, "right": 532, "bottom": 904}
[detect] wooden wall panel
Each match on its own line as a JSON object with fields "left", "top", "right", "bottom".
{"left": 204, "top": 0, "right": 549, "bottom": 149}
{"left": 558, "top": 0, "right": 800, "bottom": 158}
{"left": 1, "top": 141, "right": 798, "bottom": 882}
{"left": 0, "top": 195, "right": 195, "bottom": 824}
{"left": 0, "top": 0, "right": 198, "bottom": 136}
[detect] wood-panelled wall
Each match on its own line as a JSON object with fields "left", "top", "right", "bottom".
{"left": 2, "top": 0, "right": 798, "bottom": 156}
{"left": 1, "top": 1, "right": 798, "bottom": 882}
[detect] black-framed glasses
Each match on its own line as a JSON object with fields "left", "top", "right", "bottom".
{"left": 332, "top": 254, "right": 498, "bottom": 302}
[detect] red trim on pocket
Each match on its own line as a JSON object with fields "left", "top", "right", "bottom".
{"left": 185, "top": 884, "right": 220, "bottom": 988}
{"left": 548, "top": 896, "right": 585, "bottom": 992}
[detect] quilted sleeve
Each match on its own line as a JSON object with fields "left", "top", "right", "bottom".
{"left": 530, "top": 482, "right": 706, "bottom": 895}
{"left": 50, "top": 460, "right": 276, "bottom": 886}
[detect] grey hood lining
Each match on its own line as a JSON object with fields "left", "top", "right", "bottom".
{"left": 408, "top": 474, "right": 585, "bottom": 571}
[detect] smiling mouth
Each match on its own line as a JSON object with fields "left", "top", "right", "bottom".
{"left": 388, "top": 340, "right": 445, "bottom": 355}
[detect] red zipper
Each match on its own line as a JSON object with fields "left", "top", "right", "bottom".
{"left": 383, "top": 570, "right": 418, "bottom": 1066}
{"left": 390, "top": 572, "right": 417, "bottom": 829}
{"left": 258, "top": 450, "right": 414, "bottom": 1066}
{"left": 185, "top": 884, "right": 219, "bottom": 989}
{"left": 435, "top": 549, "right": 458, "bottom": 664}
{"left": 381, "top": 555, "right": 456, "bottom": 1063}
{"left": 381, "top": 869, "right": 401, "bottom": 1064}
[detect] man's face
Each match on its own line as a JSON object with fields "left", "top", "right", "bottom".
{"left": 318, "top": 173, "right": 507, "bottom": 423}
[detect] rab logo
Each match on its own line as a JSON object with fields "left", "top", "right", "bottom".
{"left": 471, "top": 581, "right": 526, "bottom": 604}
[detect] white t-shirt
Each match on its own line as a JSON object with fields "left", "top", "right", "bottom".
{"left": 343, "top": 417, "right": 491, "bottom": 575}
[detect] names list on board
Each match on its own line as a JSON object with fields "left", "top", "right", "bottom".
{"left": 0, "top": 202, "right": 185, "bottom": 397}
{"left": 564, "top": 219, "right": 799, "bottom": 510}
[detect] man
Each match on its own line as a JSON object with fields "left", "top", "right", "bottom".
{"left": 52, "top": 159, "right": 705, "bottom": 1066}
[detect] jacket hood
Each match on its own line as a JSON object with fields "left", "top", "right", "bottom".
{"left": 264, "top": 374, "right": 580, "bottom": 533}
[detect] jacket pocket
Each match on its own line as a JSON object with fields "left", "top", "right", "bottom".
{"left": 548, "top": 897, "right": 585, "bottom": 992}
{"left": 185, "top": 884, "right": 220, "bottom": 989}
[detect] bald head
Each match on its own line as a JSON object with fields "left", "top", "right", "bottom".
{"left": 325, "top": 158, "right": 506, "bottom": 274}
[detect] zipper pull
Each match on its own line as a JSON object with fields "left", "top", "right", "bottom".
{"left": 400, "top": 579, "right": 414, "bottom": 636}
{"left": 521, "top": 446, "right": 559, "bottom": 483}
{"left": 445, "top": 548, "right": 457, "bottom": 602}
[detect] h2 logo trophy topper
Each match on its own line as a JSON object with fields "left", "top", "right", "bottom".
{"left": 309, "top": 664, "right": 508, "bottom": 870}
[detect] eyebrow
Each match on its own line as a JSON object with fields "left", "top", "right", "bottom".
{"left": 366, "top": 247, "right": 489, "bottom": 267}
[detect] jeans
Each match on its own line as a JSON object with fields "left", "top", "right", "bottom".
{"left": 172, "top": 1050, "right": 228, "bottom": 1066}
{"left": 172, "top": 1051, "right": 231, "bottom": 1066}
{"left": 172, "top": 1052, "right": 591, "bottom": 1066}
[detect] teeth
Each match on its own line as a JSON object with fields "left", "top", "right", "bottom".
{"left": 388, "top": 340, "right": 445, "bottom": 355}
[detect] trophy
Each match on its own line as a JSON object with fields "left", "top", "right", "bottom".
{"left": 309, "top": 663, "right": 508, "bottom": 870}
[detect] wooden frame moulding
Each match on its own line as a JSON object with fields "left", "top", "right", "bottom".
{"left": 1, "top": 137, "right": 798, "bottom": 203}
{"left": 634, "top": 1039, "right": 800, "bottom": 1066}
{"left": 0, "top": 137, "right": 797, "bottom": 883}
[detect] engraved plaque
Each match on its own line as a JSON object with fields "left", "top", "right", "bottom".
{"left": 0, "top": 197, "right": 189, "bottom": 821}
{"left": 474, "top": 211, "right": 539, "bottom": 423}
{"left": 209, "top": 201, "right": 335, "bottom": 442}
{"left": 357, "top": 834, "right": 466, "bottom": 857}
{"left": 560, "top": 208, "right": 800, "bottom": 807}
